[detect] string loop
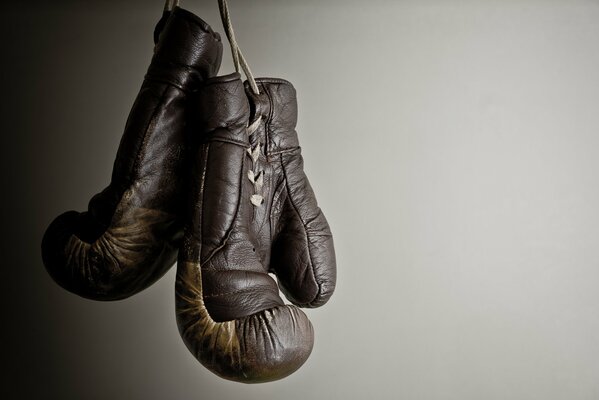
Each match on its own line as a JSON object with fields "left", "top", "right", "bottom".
{"left": 218, "top": 0, "right": 260, "bottom": 94}
{"left": 164, "top": 0, "right": 179, "bottom": 12}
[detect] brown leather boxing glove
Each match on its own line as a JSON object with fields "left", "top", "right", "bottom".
{"left": 176, "top": 73, "right": 336, "bottom": 383}
{"left": 41, "top": 6, "right": 222, "bottom": 301}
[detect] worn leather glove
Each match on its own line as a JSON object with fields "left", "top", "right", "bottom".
{"left": 176, "top": 73, "right": 336, "bottom": 383}
{"left": 41, "top": 7, "right": 222, "bottom": 300}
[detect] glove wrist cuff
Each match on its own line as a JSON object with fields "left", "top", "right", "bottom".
{"left": 196, "top": 75, "right": 301, "bottom": 154}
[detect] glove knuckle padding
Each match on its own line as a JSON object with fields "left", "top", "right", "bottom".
{"left": 41, "top": 8, "right": 223, "bottom": 300}
{"left": 176, "top": 74, "right": 335, "bottom": 383}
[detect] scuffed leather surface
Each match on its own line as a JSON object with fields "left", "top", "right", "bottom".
{"left": 41, "top": 8, "right": 222, "bottom": 300}
{"left": 176, "top": 74, "right": 336, "bottom": 383}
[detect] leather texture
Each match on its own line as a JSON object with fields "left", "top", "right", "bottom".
{"left": 176, "top": 73, "right": 337, "bottom": 383}
{"left": 41, "top": 7, "right": 223, "bottom": 300}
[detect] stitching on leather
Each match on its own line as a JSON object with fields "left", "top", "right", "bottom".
{"left": 278, "top": 153, "right": 320, "bottom": 304}
{"left": 254, "top": 77, "right": 294, "bottom": 86}
{"left": 263, "top": 82, "right": 275, "bottom": 156}
{"left": 260, "top": 83, "right": 299, "bottom": 157}
{"left": 267, "top": 146, "right": 301, "bottom": 157}
{"left": 202, "top": 286, "right": 266, "bottom": 299}
{"left": 197, "top": 143, "right": 209, "bottom": 250}
{"left": 201, "top": 267, "right": 264, "bottom": 273}
{"left": 269, "top": 177, "right": 288, "bottom": 240}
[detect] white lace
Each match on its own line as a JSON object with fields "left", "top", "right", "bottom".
{"left": 246, "top": 115, "right": 264, "bottom": 206}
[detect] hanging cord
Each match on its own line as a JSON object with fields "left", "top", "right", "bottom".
{"left": 218, "top": 0, "right": 260, "bottom": 95}
{"left": 164, "top": 0, "right": 179, "bottom": 12}
{"left": 217, "top": 0, "right": 264, "bottom": 206}
{"left": 154, "top": 0, "right": 180, "bottom": 43}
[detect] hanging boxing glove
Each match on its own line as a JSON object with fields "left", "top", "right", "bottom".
{"left": 176, "top": 71, "right": 336, "bottom": 383}
{"left": 41, "top": 4, "right": 223, "bottom": 301}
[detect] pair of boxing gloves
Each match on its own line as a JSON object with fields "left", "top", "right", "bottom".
{"left": 41, "top": 5, "right": 336, "bottom": 383}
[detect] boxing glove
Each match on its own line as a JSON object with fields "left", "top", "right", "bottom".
{"left": 176, "top": 73, "right": 337, "bottom": 383}
{"left": 41, "top": 7, "right": 223, "bottom": 300}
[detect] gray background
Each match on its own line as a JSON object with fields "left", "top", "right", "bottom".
{"left": 3, "top": 0, "right": 599, "bottom": 399}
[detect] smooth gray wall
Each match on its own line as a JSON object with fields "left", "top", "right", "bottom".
{"left": 3, "top": 0, "right": 599, "bottom": 399}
